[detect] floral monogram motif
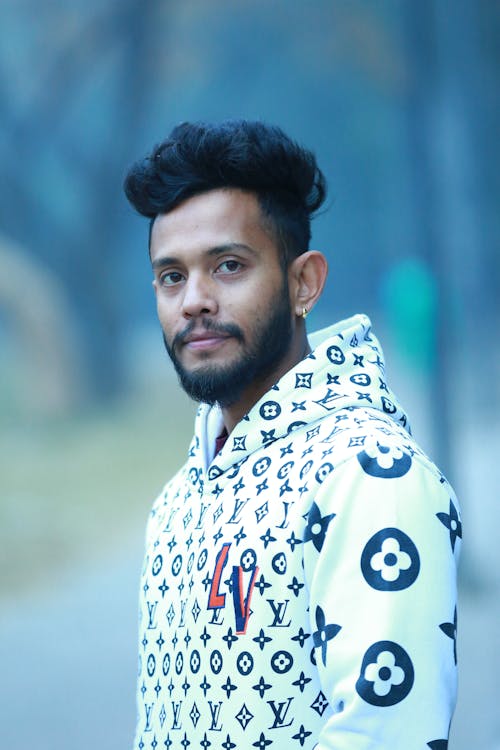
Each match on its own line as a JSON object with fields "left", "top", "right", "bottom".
{"left": 370, "top": 538, "right": 411, "bottom": 582}
{"left": 361, "top": 528, "right": 420, "bottom": 591}
{"left": 365, "top": 438, "right": 404, "bottom": 468}
{"left": 356, "top": 640, "right": 414, "bottom": 707}
{"left": 259, "top": 401, "right": 281, "bottom": 420}
{"left": 364, "top": 649, "right": 405, "bottom": 697}
{"left": 357, "top": 435, "right": 412, "bottom": 478}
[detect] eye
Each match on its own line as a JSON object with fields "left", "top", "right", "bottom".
{"left": 159, "top": 270, "right": 184, "bottom": 286}
{"left": 216, "top": 259, "right": 242, "bottom": 274}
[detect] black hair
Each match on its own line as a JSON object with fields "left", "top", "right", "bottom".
{"left": 123, "top": 120, "right": 327, "bottom": 264}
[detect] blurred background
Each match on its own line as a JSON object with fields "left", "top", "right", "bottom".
{"left": 0, "top": 1, "right": 498, "bottom": 747}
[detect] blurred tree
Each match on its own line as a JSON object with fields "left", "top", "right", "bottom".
{"left": 0, "top": 234, "right": 80, "bottom": 415}
{"left": 0, "top": 0, "right": 163, "bottom": 401}
{"left": 401, "top": 0, "right": 498, "bottom": 474}
{"left": 380, "top": 257, "right": 438, "bottom": 372}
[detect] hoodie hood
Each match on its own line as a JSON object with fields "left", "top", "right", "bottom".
{"left": 192, "top": 313, "right": 410, "bottom": 477}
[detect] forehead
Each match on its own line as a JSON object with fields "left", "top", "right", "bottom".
{"left": 149, "top": 188, "right": 279, "bottom": 262}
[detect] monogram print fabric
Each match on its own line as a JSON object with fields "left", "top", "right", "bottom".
{"left": 134, "top": 314, "right": 460, "bottom": 750}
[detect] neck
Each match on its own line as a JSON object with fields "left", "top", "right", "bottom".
{"left": 221, "top": 332, "right": 311, "bottom": 434}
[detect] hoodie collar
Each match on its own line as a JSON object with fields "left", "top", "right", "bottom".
{"left": 192, "top": 314, "right": 410, "bottom": 478}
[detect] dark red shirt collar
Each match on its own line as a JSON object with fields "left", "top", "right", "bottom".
{"left": 214, "top": 428, "right": 228, "bottom": 455}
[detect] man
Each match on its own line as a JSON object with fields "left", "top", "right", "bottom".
{"left": 124, "top": 120, "right": 461, "bottom": 749}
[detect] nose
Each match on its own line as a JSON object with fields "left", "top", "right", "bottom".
{"left": 181, "top": 273, "right": 218, "bottom": 319}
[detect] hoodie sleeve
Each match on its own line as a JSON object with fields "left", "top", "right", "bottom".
{"left": 302, "top": 443, "right": 461, "bottom": 749}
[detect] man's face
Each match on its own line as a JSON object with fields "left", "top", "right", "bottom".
{"left": 150, "top": 189, "right": 297, "bottom": 407}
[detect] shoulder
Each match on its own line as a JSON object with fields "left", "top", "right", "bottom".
{"left": 302, "top": 410, "right": 462, "bottom": 583}
{"left": 300, "top": 407, "right": 458, "bottom": 519}
{"left": 305, "top": 407, "right": 441, "bottom": 474}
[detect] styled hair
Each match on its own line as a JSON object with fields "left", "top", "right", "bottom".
{"left": 123, "top": 120, "right": 327, "bottom": 264}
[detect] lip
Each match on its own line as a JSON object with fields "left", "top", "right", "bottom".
{"left": 183, "top": 332, "right": 231, "bottom": 351}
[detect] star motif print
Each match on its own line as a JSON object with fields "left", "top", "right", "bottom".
{"left": 437, "top": 499, "right": 462, "bottom": 551}
{"left": 312, "top": 605, "right": 341, "bottom": 665}
{"left": 439, "top": 607, "right": 458, "bottom": 664}
{"left": 303, "top": 501, "right": 335, "bottom": 552}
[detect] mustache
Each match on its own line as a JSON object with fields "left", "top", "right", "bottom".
{"left": 172, "top": 318, "right": 245, "bottom": 350}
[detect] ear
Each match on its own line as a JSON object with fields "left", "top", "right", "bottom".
{"left": 289, "top": 250, "right": 328, "bottom": 318}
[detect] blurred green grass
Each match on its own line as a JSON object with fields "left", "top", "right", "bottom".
{"left": 0, "top": 381, "right": 196, "bottom": 596}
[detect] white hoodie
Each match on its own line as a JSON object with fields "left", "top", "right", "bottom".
{"left": 134, "top": 313, "right": 461, "bottom": 750}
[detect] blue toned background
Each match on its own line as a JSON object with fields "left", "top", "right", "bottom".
{"left": 0, "top": 1, "right": 498, "bottom": 747}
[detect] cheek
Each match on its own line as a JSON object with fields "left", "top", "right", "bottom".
{"left": 156, "top": 300, "right": 175, "bottom": 335}
{"left": 239, "top": 303, "right": 272, "bottom": 345}
{"left": 156, "top": 299, "right": 165, "bottom": 324}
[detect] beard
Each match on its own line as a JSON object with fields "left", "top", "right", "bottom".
{"left": 163, "top": 279, "right": 294, "bottom": 407}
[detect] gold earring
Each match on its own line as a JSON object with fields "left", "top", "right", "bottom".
{"left": 302, "top": 307, "right": 308, "bottom": 319}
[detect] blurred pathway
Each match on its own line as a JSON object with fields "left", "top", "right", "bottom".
{"left": 0, "top": 537, "right": 142, "bottom": 750}
{"left": 451, "top": 587, "right": 500, "bottom": 750}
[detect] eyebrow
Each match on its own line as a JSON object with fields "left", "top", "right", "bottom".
{"left": 151, "top": 242, "right": 257, "bottom": 270}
